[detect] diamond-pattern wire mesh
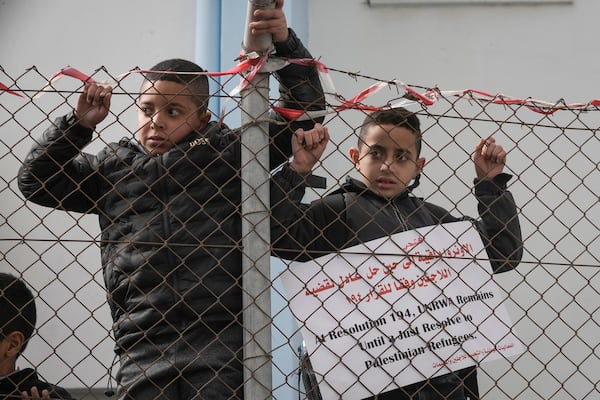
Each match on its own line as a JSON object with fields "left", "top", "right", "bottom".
{"left": 0, "top": 65, "right": 599, "bottom": 400}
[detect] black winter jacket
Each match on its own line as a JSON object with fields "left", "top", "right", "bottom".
{"left": 18, "top": 29, "right": 324, "bottom": 400}
{"left": 271, "top": 165, "right": 523, "bottom": 400}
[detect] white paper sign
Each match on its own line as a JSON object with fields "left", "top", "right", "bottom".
{"left": 280, "top": 221, "right": 523, "bottom": 400}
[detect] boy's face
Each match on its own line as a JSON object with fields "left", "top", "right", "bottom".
{"left": 349, "top": 123, "right": 425, "bottom": 199}
{"left": 137, "top": 80, "right": 210, "bottom": 155}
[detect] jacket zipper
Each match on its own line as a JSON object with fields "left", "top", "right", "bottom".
{"left": 391, "top": 200, "right": 408, "bottom": 232}
{"left": 154, "top": 155, "right": 182, "bottom": 314}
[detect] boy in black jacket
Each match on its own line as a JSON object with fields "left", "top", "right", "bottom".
{"left": 0, "top": 273, "right": 74, "bottom": 400}
{"left": 271, "top": 108, "right": 522, "bottom": 399}
{"left": 17, "top": 1, "right": 325, "bottom": 398}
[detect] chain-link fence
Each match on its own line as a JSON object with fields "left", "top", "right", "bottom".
{"left": 1, "top": 58, "right": 599, "bottom": 400}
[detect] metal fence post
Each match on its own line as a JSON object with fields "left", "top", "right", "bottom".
{"left": 241, "top": 1, "right": 276, "bottom": 399}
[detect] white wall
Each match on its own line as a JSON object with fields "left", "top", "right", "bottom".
{"left": 308, "top": 0, "right": 598, "bottom": 101}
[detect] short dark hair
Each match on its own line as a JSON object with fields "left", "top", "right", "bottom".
{"left": 358, "top": 107, "right": 422, "bottom": 156}
{"left": 0, "top": 273, "right": 36, "bottom": 352}
{"left": 142, "top": 58, "right": 210, "bottom": 115}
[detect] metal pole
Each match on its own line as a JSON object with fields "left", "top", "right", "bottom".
{"left": 241, "top": 1, "right": 275, "bottom": 399}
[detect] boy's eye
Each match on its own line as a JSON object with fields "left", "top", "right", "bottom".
{"left": 368, "top": 149, "right": 382, "bottom": 159}
{"left": 168, "top": 108, "right": 182, "bottom": 117}
{"left": 395, "top": 153, "right": 409, "bottom": 161}
{"left": 140, "top": 106, "right": 153, "bottom": 116}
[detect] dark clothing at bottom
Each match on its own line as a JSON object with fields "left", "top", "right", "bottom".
{"left": 116, "top": 319, "right": 243, "bottom": 400}
{"left": 0, "top": 368, "right": 74, "bottom": 400}
{"left": 367, "top": 368, "right": 478, "bottom": 400}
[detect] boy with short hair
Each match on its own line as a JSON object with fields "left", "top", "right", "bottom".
{"left": 271, "top": 107, "right": 523, "bottom": 399}
{"left": 0, "top": 273, "right": 74, "bottom": 400}
{"left": 17, "top": 1, "right": 325, "bottom": 398}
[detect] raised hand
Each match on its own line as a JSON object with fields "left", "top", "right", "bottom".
{"left": 289, "top": 123, "right": 329, "bottom": 174}
{"left": 473, "top": 137, "right": 506, "bottom": 180}
{"left": 75, "top": 82, "right": 112, "bottom": 129}
{"left": 249, "top": 0, "right": 289, "bottom": 43}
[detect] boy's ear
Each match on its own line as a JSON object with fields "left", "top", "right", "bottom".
{"left": 193, "top": 112, "right": 211, "bottom": 131}
{"left": 348, "top": 147, "right": 360, "bottom": 170}
{"left": 199, "top": 111, "right": 211, "bottom": 126}
{"left": 3, "top": 331, "right": 25, "bottom": 358}
{"left": 416, "top": 157, "right": 426, "bottom": 174}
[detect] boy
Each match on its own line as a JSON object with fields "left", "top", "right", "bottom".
{"left": 17, "top": 1, "right": 325, "bottom": 398}
{"left": 270, "top": 108, "right": 523, "bottom": 399}
{"left": 0, "top": 273, "right": 74, "bottom": 400}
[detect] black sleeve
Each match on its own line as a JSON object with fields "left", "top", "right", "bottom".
{"left": 271, "top": 164, "right": 347, "bottom": 261}
{"left": 268, "top": 28, "right": 326, "bottom": 169}
{"left": 17, "top": 112, "right": 103, "bottom": 214}
{"left": 421, "top": 173, "right": 523, "bottom": 273}
{"left": 474, "top": 173, "right": 523, "bottom": 273}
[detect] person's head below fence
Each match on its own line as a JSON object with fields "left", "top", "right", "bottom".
{"left": 350, "top": 107, "right": 426, "bottom": 199}
{"left": 0, "top": 273, "right": 75, "bottom": 399}
{"left": 0, "top": 272, "right": 36, "bottom": 367}
{"left": 137, "top": 58, "right": 212, "bottom": 156}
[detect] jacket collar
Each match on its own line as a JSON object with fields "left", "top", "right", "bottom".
{"left": 339, "top": 176, "right": 411, "bottom": 202}
{"left": 123, "top": 120, "right": 232, "bottom": 155}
